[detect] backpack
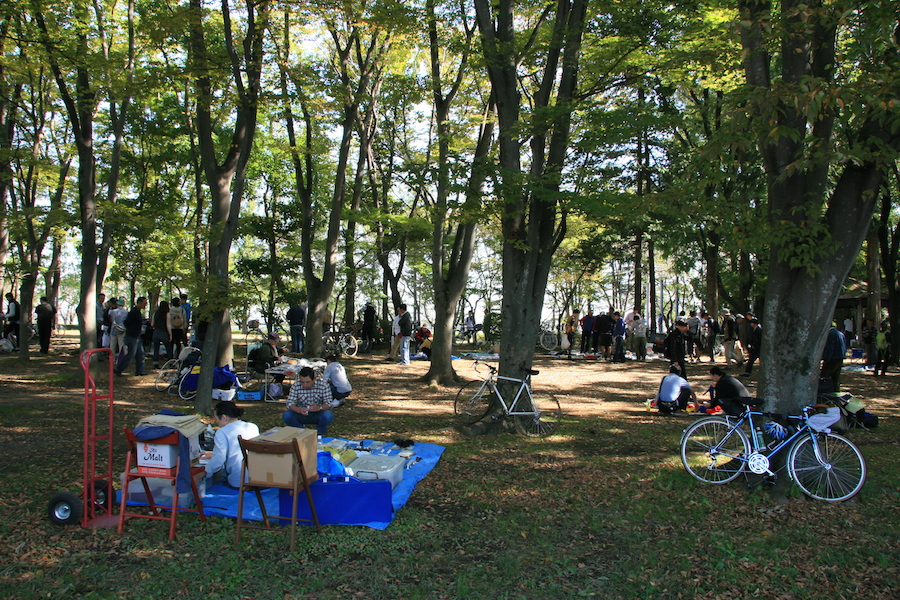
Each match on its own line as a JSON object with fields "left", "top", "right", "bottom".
{"left": 818, "top": 393, "right": 877, "bottom": 430}
{"left": 171, "top": 310, "right": 185, "bottom": 328}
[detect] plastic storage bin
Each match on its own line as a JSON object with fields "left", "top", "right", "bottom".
{"left": 119, "top": 469, "right": 206, "bottom": 509}
{"left": 346, "top": 455, "right": 405, "bottom": 489}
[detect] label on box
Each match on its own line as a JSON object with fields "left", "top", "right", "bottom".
{"left": 137, "top": 441, "right": 178, "bottom": 470}
{"left": 136, "top": 465, "right": 177, "bottom": 477}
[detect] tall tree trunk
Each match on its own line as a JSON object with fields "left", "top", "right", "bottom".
{"left": 865, "top": 224, "right": 881, "bottom": 322}
{"left": 189, "top": 0, "right": 268, "bottom": 414}
{"left": 738, "top": 0, "right": 900, "bottom": 413}
{"left": 475, "top": 0, "right": 587, "bottom": 400}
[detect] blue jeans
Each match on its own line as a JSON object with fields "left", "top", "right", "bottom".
{"left": 117, "top": 335, "right": 145, "bottom": 375}
{"left": 290, "top": 325, "right": 304, "bottom": 353}
{"left": 399, "top": 335, "right": 411, "bottom": 364}
{"left": 282, "top": 408, "right": 334, "bottom": 435}
{"left": 151, "top": 328, "right": 172, "bottom": 364}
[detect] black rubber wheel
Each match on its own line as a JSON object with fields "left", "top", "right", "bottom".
{"left": 89, "top": 479, "right": 110, "bottom": 511}
{"left": 47, "top": 492, "right": 83, "bottom": 526}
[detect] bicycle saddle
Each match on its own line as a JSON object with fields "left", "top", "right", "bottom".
{"left": 737, "top": 396, "right": 763, "bottom": 406}
{"left": 525, "top": 369, "right": 539, "bottom": 376}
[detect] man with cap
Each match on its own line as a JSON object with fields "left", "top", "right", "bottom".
{"left": 251, "top": 332, "right": 283, "bottom": 374}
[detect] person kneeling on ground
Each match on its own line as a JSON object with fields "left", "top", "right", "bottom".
{"left": 655, "top": 364, "right": 696, "bottom": 414}
{"left": 282, "top": 366, "right": 336, "bottom": 435}
{"left": 203, "top": 401, "right": 260, "bottom": 487}
{"left": 323, "top": 355, "right": 352, "bottom": 405}
{"left": 705, "top": 365, "right": 751, "bottom": 413}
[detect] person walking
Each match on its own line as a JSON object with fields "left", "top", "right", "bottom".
{"left": 286, "top": 301, "right": 306, "bottom": 354}
{"left": 34, "top": 297, "right": 56, "bottom": 353}
{"left": 116, "top": 297, "right": 148, "bottom": 376}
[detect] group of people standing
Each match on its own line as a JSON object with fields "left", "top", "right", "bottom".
{"left": 95, "top": 292, "right": 193, "bottom": 376}
{"left": 2, "top": 292, "right": 57, "bottom": 353}
{"left": 572, "top": 308, "right": 647, "bottom": 362}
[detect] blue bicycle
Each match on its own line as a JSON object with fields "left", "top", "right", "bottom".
{"left": 680, "top": 400, "right": 866, "bottom": 502}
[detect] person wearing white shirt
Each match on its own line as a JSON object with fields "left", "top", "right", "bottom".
{"left": 386, "top": 308, "right": 402, "bottom": 362}
{"left": 654, "top": 365, "right": 696, "bottom": 414}
{"left": 107, "top": 299, "right": 129, "bottom": 360}
{"left": 323, "top": 355, "right": 352, "bottom": 404}
{"left": 203, "top": 402, "right": 260, "bottom": 488}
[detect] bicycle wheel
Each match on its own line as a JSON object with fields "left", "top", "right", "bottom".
{"left": 454, "top": 380, "right": 494, "bottom": 425}
{"left": 513, "top": 395, "right": 562, "bottom": 437}
{"left": 155, "top": 358, "right": 180, "bottom": 392}
{"left": 788, "top": 432, "right": 866, "bottom": 501}
{"left": 340, "top": 334, "right": 359, "bottom": 356}
{"left": 244, "top": 328, "right": 266, "bottom": 350}
{"left": 539, "top": 331, "right": 557, "bottom": 351}
{"left": 323, "top": 333, "right": 340, "bottom": 356}
{"left": 178, "top": 368, "right": 199, "bottom": 401}
{"left": 680, "top": 417, "right": 749, "bottom": 484}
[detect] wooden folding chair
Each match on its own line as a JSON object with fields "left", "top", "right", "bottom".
{"left": 118, "top": 427, "right": 207, "bottom": 541}
{"left": 236, "top": 437, "right": 321, "bottom": 551}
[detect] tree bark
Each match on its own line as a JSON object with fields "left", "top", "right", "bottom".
{"left": 738, "top": 0, "right": 900, "bottom": 413}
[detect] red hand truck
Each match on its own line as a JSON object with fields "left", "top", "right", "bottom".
{"left": 47, "top": 348, "right": 119, "bottom": 527}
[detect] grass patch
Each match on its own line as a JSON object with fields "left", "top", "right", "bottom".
{"left": 1, "top": 347, "right": 898, "bottom": 599}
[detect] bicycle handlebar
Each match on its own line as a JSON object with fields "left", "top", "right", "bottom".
{"left": 473, "top": 360, "right": 538, "bottom": 377}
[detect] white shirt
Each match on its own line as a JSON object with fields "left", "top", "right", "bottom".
{"left": 323, "top": 361, "right": 352, "bottom": 394}
{"left": 391, "top": 314, "right": 401, "bottom": 336}
{"left": 657, "top": 373, "right": 691, "bottom": 403}
{"left": 205, "top": 420, "right": 260, "bottom": 488}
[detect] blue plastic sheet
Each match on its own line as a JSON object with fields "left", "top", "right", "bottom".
{"left": 123, "top": 439, "right": 445, "bottom": 530}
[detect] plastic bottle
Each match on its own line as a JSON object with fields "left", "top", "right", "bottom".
{"left": 753, "top": 426, "right": 764, "bottom": 449}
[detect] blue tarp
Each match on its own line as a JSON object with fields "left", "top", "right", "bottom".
{"left": 120, "top": 438, "right": 445, "bottom": 530}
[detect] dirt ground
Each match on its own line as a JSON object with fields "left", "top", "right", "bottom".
{"left": 1, "top": 331, "right": 895, "bottom": 449}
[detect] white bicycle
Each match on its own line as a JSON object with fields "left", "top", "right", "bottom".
{"left": 454, "top": 361, "right": 562, "bottom": 436}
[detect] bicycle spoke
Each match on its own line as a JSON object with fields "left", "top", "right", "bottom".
{"left": 454, "top": 380, "right": 493, "bottom": 425}
{"left": 789, "top": 433, "right": 866, "bottom": 501}
{"left": 513, "top": 396, "right": 561, "bottom": 437}
{"left": 680, "top": 418, "right": 748, "bottom": 484}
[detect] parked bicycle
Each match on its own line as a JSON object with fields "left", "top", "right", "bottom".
{"left": 454, "top": 361, "right": 562, "bottom": 436}
{"left": 680, "top": 399, "right": 866, "bottom": 502}
{"left": 536, "top": 323, "right": 558, "bottom": 352}
{"left": 323, "top": 330, "right": 358, "bottom": 357}
{"left": 154, "top": 346, "right": 203, "bottom": 400}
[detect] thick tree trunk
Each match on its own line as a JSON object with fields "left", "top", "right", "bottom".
{"left": 761, "top": 166, "right": 885, "bottom": 413}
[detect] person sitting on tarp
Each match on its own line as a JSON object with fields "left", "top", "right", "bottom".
{"left": 323, "top": 355, "right": 352, "bottom": 405}
{"left": 654, "top": 364, "right": 696, "bottom": 414}
{"left": 282, "top": 366, "right": 336, "bottom": 435}
{"left": 202, "top": 401, "right": 259, "bottom": 487}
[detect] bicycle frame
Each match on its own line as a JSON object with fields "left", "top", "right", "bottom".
{"left": 707, "top": 406, "right": 830, "bottom": 477}
{"left": 474, "top": 363, "right": 536, "bottom": 417}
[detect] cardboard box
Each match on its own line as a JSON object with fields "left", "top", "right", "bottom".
{"left": 248, "top": 427, "right": 318, "bottom": 485}
{"left": 120, "top": 469, "right": 206, "bottom": 509}
{"left": 136, "top": 435, "right": 201, "bottom": 472}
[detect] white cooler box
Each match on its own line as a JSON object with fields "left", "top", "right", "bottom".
{"left": 120, "top": 469, "right": 206, "bottom": 509}
{"left": 346, "top": 454, "right": 405, "bottom": 489}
